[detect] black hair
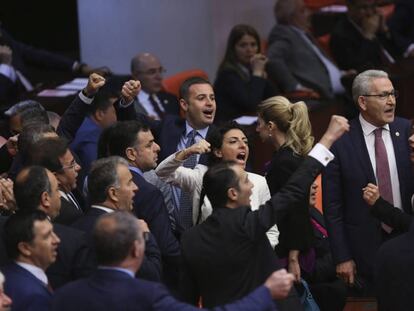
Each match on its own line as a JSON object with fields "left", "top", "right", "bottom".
{"left": 179, "top": 76, "right": 211, "bottom": 102}
{"left": 3, "top": 209, "right": 48, "bottom": 260}
{"left": 27, "top": 137, "right": 69, "bottom": 172}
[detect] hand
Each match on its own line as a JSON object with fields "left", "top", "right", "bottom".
{"left": 121, "top": 80, "right": 141, "bottom": 104}
{"left": 319, "top": 115, "right": 350, "bottom": 149}
{"left": 137, "top": 219, "right": 150, "bottom": 233}
{"left": 336, "top": 260, "right": 356, "bottom": 285}
{"left": 6, "top": 134, "right": 18, "bottom": 157}
{"left": 0, "top": 178, "right": 16, "bottom": 212}
{"left": 176, "top": 139, "right": 211, "bottom": 161}
{"left": 250, "top": 54, "right": 268, "bottom": 77}
{"left": 288, "top": 259, "right": 301, "bottom": 283}
{"left": 409, "top": 133, "right": 414, "bottom": 163}
{"left": 362, "top": 183, "right": 380, "bottom": 206}
{"left": 84, "top": 73, "right": 106, "bottom": 97}
{"left": 264, "top": 269, "right": 295, "bottom": 299}
{"left": 0, "top": 45, "right": 12, "bottom": 65}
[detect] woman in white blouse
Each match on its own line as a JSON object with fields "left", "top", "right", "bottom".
{"left": 155, "top": 121, "right": 279, "bottom": 248}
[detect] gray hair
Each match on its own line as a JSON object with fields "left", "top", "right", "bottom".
{"left": 352, "top": 69, "right": 389, "bottom": 103}
{"left": 274, "top": 0, "right": 300, "bottom": 24}
{"left": 4, "top": 100, "right": 44, "bottom": 117}
{"left": 88, "top": 156, "right": 129, "bottom": 205}
{"left": 93, "top": 211, "right": 142, "bottom": 265}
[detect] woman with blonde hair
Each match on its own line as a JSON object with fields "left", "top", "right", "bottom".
{"left": 256, "top": 96, "right": 314, "bottom": 282}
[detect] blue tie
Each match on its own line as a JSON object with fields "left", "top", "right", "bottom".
{"left": 178, "top": 130, "right": 198, "bottom": 230}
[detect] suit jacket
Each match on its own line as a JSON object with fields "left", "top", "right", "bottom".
{"left": 53, "top": 195, "right": 84, "bottom": 226}
{"left": 370, "top": 197, "right": 412, "bottom": 233}
{"left": 179, "top": 156, "right": 322, "bottom": 308}
{"left": 388, "top": 0, "right": 414, "bottom": 55}
{"left": 330, "top": 16, "right": 400, "bottom": 72}
{"left": 130, "top": 169, "right": 180, "bottom": 288}
{"left": 72, "top": 207, "right": 162, "bottom": 282}
{"left": 266, "top": 24, "right": 334, "bottom": 98}
{"left": 0, "top": 26, "right": 74, "bottom": 107}
{"left": 266, "top": 146, "right": 314, "bottom": 257}
{"left": 47, "top": 223, "right": 94, "bottom": 289}
{"left": 0, "top": 217, "right": 93, "bottom": 289}
{"left": 322, "top": 117, "right": 414, "bottom": 277}
{"left": 51, "top": 268, "right": 276, "bottom": 311}
{"left": 2, "top": 263, "right": 52, "bottom": 311}
{"left": 374, "top": 222, "right": 414, "bottom": 311}
{"left": 134, "top": 91, "right": 180, "bottom": 117}
{"left": 214, "top": 67, "right": 276, "bottom": 122}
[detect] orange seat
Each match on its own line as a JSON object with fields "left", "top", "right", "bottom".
{"left": 314, "top": 174, "right": 323, "bottom": 214}
{"left": 162, "top": 69, "right": 209, "bottom": 98}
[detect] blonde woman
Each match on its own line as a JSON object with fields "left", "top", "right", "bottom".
{"left": 256, "top": 96, "right": 314, "bottom": 282}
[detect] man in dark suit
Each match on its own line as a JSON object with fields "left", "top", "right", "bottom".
{"left": 28, "top": 137, "right": 84, "bottom": 225}
{"left": 52, "top": 211, "right": 296, "bottom": 311}
{"left": 137, "top": 77, "right": 216, "bottom": 231}
{"left": 267, "top": 0, "right": 349, "bottom": 99}
{"left": 2, "top": 209, "right": 60, "bottom": 311}
{"left": 322, "top": 69, "right": 414, "bottom": 292}
{"left": 330, "top": 0, "right": 401, "bottom": 72}
{"left": 388, "top": 0, "right": 414, "bottom": 58}
{"left": 104, "top": 120, "right": 180, "bottom": 289}
{"left": 179, "top": 115, "right": 349, "bottom": 310}
{"left": 72, "top": 156, "right": 162, "bottom": 282}
{"left": 8, "top": 165, "right": 93, "bottom": 289}
{"left": 131, "top": 52, "right": 179, "bottom": 120}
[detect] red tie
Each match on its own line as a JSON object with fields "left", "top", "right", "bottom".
{"left": 374, "top": 128, "right": 394, "bottom": 232}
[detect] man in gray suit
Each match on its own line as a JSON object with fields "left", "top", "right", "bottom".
{"left": 266, "top": 0, "right": 353, "bottom": 99}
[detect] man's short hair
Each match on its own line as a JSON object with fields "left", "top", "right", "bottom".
{"left": 202, "top": 161, "right": 240, "bottom": 208}
{"left": 93, "top": 211, "right": 142, "bottom": 265}
{"left": 274, "top": 0, "right": 300, "bottom": 25}
{"left": 27, "top": 137, "right": 69, "bottom": 172}
{"left": 352, "top": 69, "right": 389, "bottom": 103}
{"left": 103, "top": 121, "right": 149, "bottom": 159}
{"left": 4, "top": 100, "right": 43, "bottom": 118}
{"left": 88, "top": 156, "right": 129, "bottom": 205}
{"left": 3, "top": 210, "right": 48, "bottom": 260}
{"left": 88, "top": 87, "right": 118, "bottom": 115}
{"left": 20, "top": 105, "right": 49, "bottom": 128}
{"left": 179, "top": 76, "right": 211, "bottom": 102}
{"left": 14, "top": 166, "right": 52, "bottom": 212}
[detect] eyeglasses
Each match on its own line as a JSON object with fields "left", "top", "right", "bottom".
{"left": 362, "top": 90, "right": 399, "bottom": 101}
{"left": 136, "top": 67, "right": 166, "bottom": 76}
{"left": 61, "top": 159, "right": 78, "bottom": 170}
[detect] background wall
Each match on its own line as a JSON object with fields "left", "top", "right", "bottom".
{"left": 77, "top": 0, "right": 275, "bottom": 80}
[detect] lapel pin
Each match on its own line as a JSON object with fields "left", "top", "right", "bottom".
{"left": 163, "top": 99, "right": 168, "bottom": 104}
{"left": 396, "top": 132, "right": 400, "bottom": 137}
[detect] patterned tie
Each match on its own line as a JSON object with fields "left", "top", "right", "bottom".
{"left": 148, "top": 94, "right": 164, "bottom": 119}
{"left": 374, "top": 128, "right": 394, "bottom": 233}
{"left": 178, "top": 130, "right": 198, "bottom": 230}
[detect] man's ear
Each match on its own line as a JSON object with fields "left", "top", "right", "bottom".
{"left": 358, "top": 96, "right": 367, "bottom": 111}
{"left": 17, "top": 241, "right": 32, "bottom": 257}
{"left": 227, "top": 187, "right": 238, "bottom": 201}
{"left": 125, "top": 147, "right": 137, "bottom": 162}
{"left": 94, "top": 109, "right": 104, "bottom": 122}
{"left": 40, "top": 191, "right": 51, "bottom": 209}
{"left": 179, "top": 99, "right": 189, "bottom": 112}
{"left": 107, "top": 186, "right": 118, "bottom": 203}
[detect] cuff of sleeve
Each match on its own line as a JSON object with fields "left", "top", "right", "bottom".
{"left": 404, "top": 43, "right": 414, "bottom": 58}
{"left": 308, "top": 143, "right": 334, "bottom": 167}
{"left": 119, "top": 98, "right": 134, "bottom": 108}
{"left": 78, "top": 91, "right": 94, "bottom": 104}
{"left": 0, "top": 64, "right": 17, "bottom": 82}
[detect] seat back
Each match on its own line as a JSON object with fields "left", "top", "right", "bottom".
{"left": 162, "top": 69, "right": 209, "bottom": 98}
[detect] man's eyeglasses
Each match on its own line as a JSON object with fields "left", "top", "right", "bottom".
{"left": 61, "top": 159, "right": 78, "bottom": 170}
{"left": 362, "top": 90, "right": 399, "bottom": 101}
{"left": 136, "top": 67, "right": 166, "bottom": 76}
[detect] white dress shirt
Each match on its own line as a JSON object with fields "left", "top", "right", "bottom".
{"left": 16, "top": 262, "right": 48, "bottom": 286}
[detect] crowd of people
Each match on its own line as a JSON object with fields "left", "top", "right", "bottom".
{"left": 0, "top": 0, "right": 414, "bottom": 310}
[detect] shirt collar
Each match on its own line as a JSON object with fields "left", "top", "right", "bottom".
{"left": 129, "top": 165, "right": 143, "bottom": 176}
{"left": 359, "top": 114, "right": 390, "bottom": 137}
{"left": 98, "top": 266, "right": 135, "bottom": 278}
{"left": 16, "top": 262, "right": 48, "bottom": 285}
{"left": 137, "top": 89, "right": 150, "bottom": 102}
{"left": 91, "top": 205, "right": 115, "bottom": 213}
{"left": 184, "top": 121, "right": 209, "bottom": 139}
